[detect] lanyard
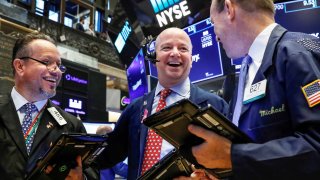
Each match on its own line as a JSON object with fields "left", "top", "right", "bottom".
{"left": 23, "top": 104, "right": 46, "bottom": 140}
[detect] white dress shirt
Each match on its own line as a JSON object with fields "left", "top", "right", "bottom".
{"left": 11, "top": 87, "right": 47, "bottom": 125}
{"left": 244, "top": 23, "right": 278, "bottom": 91}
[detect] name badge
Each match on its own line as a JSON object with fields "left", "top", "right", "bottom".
{"left": 243, "top": 79, "right": 267, "bottom": 104}
{"left": 48, "top": 107, "right": 67, "bottom": 126}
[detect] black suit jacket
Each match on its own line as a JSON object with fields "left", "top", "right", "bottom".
{"left": 96, "top": 84, "right": 229, "bottom": 180}
{"left": 0, "top": 94, "right": 86, "bottom": 180}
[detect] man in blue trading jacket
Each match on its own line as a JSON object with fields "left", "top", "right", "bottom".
{"left": 95, "top": 27, "right": 229, "bottom": 179}
{"left": 180, "top": 0, "right": 320, "bottom": 179}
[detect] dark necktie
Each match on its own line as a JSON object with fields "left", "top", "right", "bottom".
{"left": 232, "top": 55, "right": 252, "bottom": 126}
{"left": 141, "top": 89, "right": 172, "bottom": 174}
{"left": 21, "top": 103, "right": 38, "bottom": 154}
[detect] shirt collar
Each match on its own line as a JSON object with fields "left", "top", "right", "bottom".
{"left": 248, "top": 23, "right": 278, "bottom": 64}
{"left": 155, "top": 78, "right": 190, "bottom": 97}
{"left": 11, "top": 87, "right": 48, "bottom": 111}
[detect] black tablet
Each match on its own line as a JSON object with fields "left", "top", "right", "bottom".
{"left": 137, "top": 149, "right": 193, "bottom": 180}
{"left": 143, "top": 99, "right": 252, "bottom": 178}
{"left": 144, "top": 99, "right": 251, "bottom": 148}
{"left": 26, "top": 133, "right": 107, "bottom": 180}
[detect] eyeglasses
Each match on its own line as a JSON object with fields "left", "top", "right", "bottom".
{"left": 19, "top": 57, "right": 67, "bottom": 73}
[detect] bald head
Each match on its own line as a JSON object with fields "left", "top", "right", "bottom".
{"left": 155, "top": 27, "right": 192, "bottom": 52}
{"left": 154, "top": 27, "right": 193, "bottom": 87}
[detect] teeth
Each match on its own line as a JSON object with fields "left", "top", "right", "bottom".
{"left": 168, "top": 61, "right": 181, "bottom": 65}
{"left": 45, "top": 77, "right": 57, "bottom": 82}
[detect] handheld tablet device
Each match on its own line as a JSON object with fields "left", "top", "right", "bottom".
{"left": 137, "top": 149, "right": 192, "bottom": 180}
{"left": 143, "top": 99, "right": 252, "bottom": 178}
{"left": 26, "top": 133, "right": 107, "bottom": 180}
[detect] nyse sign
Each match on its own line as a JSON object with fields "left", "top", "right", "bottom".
{"left": 151, "top": 0, "right": 191, "bottom": 27}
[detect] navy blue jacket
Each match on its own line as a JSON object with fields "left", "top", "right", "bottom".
{"left": 96, "top": 84, "right": 228, "bottom": 180}
{"left": 229, "top": 25, "right": 320, "bottom": 179}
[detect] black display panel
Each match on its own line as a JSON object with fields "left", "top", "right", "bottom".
{"left": 126, "top": 49, "right": 149, "bottom": 101}
{"left": 50, "top": 90, "right": 63, "bottom": 107}
{"left": 148, "top": 17, "right": 224, "bottom": 83}
{"left": 62, "top": 92, "right": 88, "bottom": 121}
{"left": 62, "top": 66, "right": 89, "bottom": 93}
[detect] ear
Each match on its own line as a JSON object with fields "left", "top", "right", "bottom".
{"left": 13, "top": 59, "right": 25, "bottom": 75}
{"left": 225, "top": 0, "right": 236, "bottom": 21}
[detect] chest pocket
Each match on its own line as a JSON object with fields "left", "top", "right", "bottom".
{"left": 246, "top": 101, "right": 292, "bottom": 142}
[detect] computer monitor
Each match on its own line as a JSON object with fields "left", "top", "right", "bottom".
{"left": 275, "top": 0, "right": 320, "bottom": 36}
{"left": 62, "top": 66, "right": 88, "bottom": 93}
{"left": 62, "top": 92, "right": 88, "bottom": 121}
{"left": 231, "top": 0, "right": 320, "bottom": 70}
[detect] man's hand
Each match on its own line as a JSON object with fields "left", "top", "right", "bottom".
{"left": 188, "top": 124, "right": 232, "bottom": 169}
{"left": 45, "top": 156, "right": 84, "bottom": 180}
{"left": 65, "top": 156, "right": 84, "bottom": 180}
{"left": 173, "top": 169, "right": 218, "bottom": 180}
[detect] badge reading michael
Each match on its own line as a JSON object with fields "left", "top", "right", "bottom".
{"left": 47, "top": 107, "right": 67, "bottom": 125}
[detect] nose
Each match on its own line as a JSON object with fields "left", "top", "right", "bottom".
{"left": 170, "top": 47, "right": 180, "bottom": 57}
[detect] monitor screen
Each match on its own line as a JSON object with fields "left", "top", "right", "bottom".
{"left": 275, "top": 0, "right": 320, "bottom": 36}
{"left": 231, "top": 0, "right": 320, "bottom": 70}
{"left": 50, "top": 90, "right": 63, "bottom": 107}
{"left": 148, "top": 17, "right": 224, "bottom": 83}
{"left": 126, "top": 49, "right": 148, "bottom": 100}
{"left": 184, "top": 17, "right": 224, "bottom": 83}
{"left": 82, "top": 122, "right": 115, "bottom": 134}
{"left": 62, "top": 66, "right": 89, "bottom": 93}
{"left": 62, "top": 92, "right": 88, "bottom": 121}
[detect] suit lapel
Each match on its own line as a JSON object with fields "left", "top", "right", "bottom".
{"left": 240, "top": 25, "right": 287, "bottom": 116}
{"left": 138, "top": 91, "right": 156, "bottom": 172}
{"left": 30, "top": 101, "right": 60, "bottom": 155}
{"left": 0, "top": 95, "right": 28, "bottom": 159}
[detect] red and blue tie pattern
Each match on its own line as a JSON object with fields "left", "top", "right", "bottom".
{"left": 141, "top": 89, "right": 172, "bottom": 174}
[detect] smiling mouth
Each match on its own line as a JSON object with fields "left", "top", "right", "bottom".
{"left": 167, "top": 62, "right": 182, "bottom": 67}
{"left": 44, "top": 77, "right": 58, "bottom": 84}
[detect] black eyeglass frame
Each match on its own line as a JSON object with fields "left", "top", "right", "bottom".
{"left": 19, "top": 56, "right": 67, "bottom": 73}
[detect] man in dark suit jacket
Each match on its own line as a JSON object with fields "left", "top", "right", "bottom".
{"left": 182, "top": 0, "right": 320, "bottom": 179}
{"left": 76, "top": 16, "right": 85, "bottom": 32}
{"left": 95, "top": 27, "right": 229, "bottom": 179}
{"left": 0, "top": 32, "right": 89, "bottom": 179}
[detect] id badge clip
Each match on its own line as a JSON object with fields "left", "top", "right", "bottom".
{"left": 243, "top": 79, "right": 267, "bottom": 104}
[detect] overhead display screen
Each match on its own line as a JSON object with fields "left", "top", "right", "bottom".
{"left": 127, "top": 49, "right": 148, "bottom": 100}
{"left": 148, "top": 17, "right": 224, "bottom": 83}
{"left": 62, "top": 66, "right": 88, "bottom": 93}
{"left": 62, "top": 92, "right": 88, "bottom": 121}
{"left": 275, "top": 0, "right": 320, "bottom": 36}
{"left": 232, "top": 0, "right": 320, "bottom": 70}
{"left": 184, "top": 17, "right": 224, "bottom": 83}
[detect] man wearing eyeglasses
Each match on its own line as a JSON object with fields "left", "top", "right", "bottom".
{"left": 0, "top": 32, "right": 93, "bottom": 179}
